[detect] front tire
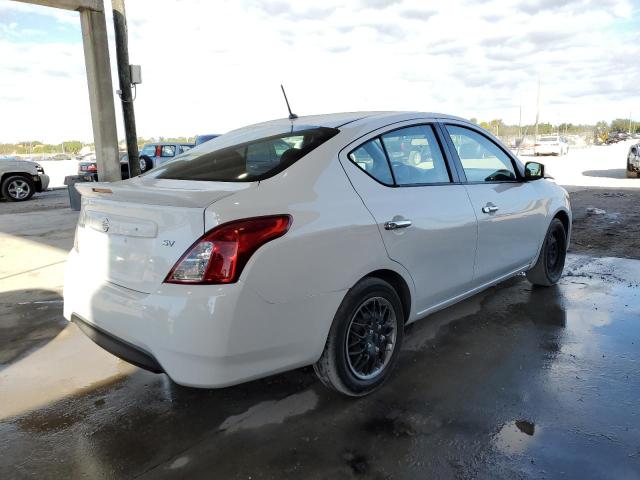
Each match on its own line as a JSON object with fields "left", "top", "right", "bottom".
{"left": 1, "top": 175, "right": 34, "bottom": 202}
{"left": 314, "top": 277, "right": 404, "bottom": 396}
{"left": 526, "top": 218, "right": 567, "bottom": 286}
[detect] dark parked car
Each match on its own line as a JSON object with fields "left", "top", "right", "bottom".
{"left": 78, "top": 152, "right": 130, "bottom": 181}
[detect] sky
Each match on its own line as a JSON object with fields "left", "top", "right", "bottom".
{"left": 0, "top": 0, "right": 638, "bottom": 144}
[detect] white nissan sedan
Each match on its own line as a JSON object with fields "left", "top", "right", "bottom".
{"left": 64, "top": 112, "right": 571, "bottom": 396}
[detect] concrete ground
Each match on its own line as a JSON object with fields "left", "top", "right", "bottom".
{"left": 1, "top": 144, "right": 639, "bottom": 479}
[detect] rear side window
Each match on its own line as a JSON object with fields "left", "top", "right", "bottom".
{"left": 150, "top": 127, "right": 339, "bottom": 182}
{"left": 446, "top": 125, "right": 517, "bottom": 182}
{"left": 348, "top": 138, "right": 393, "bottom": 185}
{"left": 380, "top": 125, "right": 450, "bottom": 185}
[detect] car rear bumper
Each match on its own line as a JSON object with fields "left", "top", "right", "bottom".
{"left": 72, "top": 314, "right": 164, "bottom": 373}
{"left": 63, "top": 249, "right": 344, "bottom": 387}
{"left": 534, "top": 146, "right": 561, "bottom": 155}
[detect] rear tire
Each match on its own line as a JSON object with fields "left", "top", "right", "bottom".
{"left": 139, "top": 155, "right": 153, "bottom": 173}
{"left": 314, "top": 277, "right": 404, "bottom": 397}
{"left": 526, "top": 218, "right": 567, "bottom": 286}
{"left": 1, "top": 175, "right": 34, "bottom": 202}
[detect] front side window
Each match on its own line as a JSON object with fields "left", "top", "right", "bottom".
{"left": 161, "top": 145, "right": 176, "bottom": 157}
{"left": 149, "top": 127, "right": 338, "bottom": 182}
{"left": 380, "top": 125, "right": 450, "bottom": 185}
{"left": 446, "top": 125, "right": 517, "bottom": 182}
{"left": 348, "top": 138, "right": 394, "bottom": 185}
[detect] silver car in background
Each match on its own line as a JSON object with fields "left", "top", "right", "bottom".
{"left": 0, "top": 156, "right": 49, "bottom": 201}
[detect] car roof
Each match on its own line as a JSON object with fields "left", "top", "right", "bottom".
{"left": 235, "top": 111, "right": 469, "bottom": 131}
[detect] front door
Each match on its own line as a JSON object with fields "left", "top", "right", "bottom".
{"left": 340, "top": 123, "right": 478, "bottom": 315}
{"left": 442, "top": 123, "right": 546, "bottom": 285}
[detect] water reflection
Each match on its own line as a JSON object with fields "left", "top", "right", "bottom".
{"left": 494, "top": 420, "right": 539, "bottom": 455}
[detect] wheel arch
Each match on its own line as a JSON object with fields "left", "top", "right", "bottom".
{"left": 554, "top": 209, "right": 570, "bottom": 242}
{"left": 1, "top": 172, "right": 34, "bottom": 196}
{"left": 531, "top": 207, "right": 572, "bottom": 267}
{"left": 1, "top": 171, "right": 32, "bottom": 184}
{"left": 362, "top": 269, "right": 412, "bottom": 324}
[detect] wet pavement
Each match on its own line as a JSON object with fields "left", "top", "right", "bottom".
{"left": 1, "top": 253, "right": 639, "bottom": 479}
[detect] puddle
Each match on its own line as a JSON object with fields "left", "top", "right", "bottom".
{"left": 219, "top": 390, "right": 318, "bottom": 433}
{"left": 493, "top": 420, "right": 539, "bottom": 455}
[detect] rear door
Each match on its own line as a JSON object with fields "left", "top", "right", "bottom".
{"left": 441, "top": 122, "right": 546, "bottom": 285}
{"left": 339, "top": 122, "right": 478, "bottom": 315}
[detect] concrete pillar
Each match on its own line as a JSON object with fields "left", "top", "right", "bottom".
{"left": 79, "top": 7, "right": 121, "bottom": 182}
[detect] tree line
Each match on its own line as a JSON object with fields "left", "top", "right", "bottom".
{"left": 470, "top": 118, "right": 639, "bottom": 138}
{"left": 0, "top": 136, "right": 196, "bottom": 156}
{"left": 2, "top": 119, "right": 637, "bottom": 156}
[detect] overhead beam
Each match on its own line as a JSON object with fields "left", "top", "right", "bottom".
{"left": 12, "top": 0, "right": 102, "bottom": 12}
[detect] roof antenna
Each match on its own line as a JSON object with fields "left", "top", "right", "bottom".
{"left": 280, "top": 84, "right": 298, "bottom": 120}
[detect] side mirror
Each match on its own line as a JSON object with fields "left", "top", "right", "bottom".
{"left": 525, "top": 161, "right": 544, "bottom": 180}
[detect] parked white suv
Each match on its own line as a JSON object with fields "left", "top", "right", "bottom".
{"left": 0, "top": 156, "right": 50, "bottom": 201}
{"left": 64, "top": 112, "right": 571, "bottom": 396}
{"left": 534, "top": 135, "right": 569, "bottom": 156}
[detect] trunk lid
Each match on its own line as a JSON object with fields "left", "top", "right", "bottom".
{"left": 75, "top": 178, "right": 254, "bottom": 293}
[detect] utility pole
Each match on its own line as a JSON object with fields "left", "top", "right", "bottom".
{"left": 534, "top": 78, "right": 540, "bottom": 141}
{"left": 629, "top": 112, "right": 632, "bottom": 134}
{"left": 518, "top": 104, "right": 522, "bottom": 139}
{"left": 112, "top": 0, "right": 140, "bottom": 177}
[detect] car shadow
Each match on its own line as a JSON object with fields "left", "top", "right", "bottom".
{"left": 582, "top": 168, "right": 628, "bottom": 179}
{"left": 0, "top": 288, "right": 66, "bottom": 370}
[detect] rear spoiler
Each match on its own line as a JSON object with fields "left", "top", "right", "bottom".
{"left": 75, "top": 177, "right": 255, "bottom": 208}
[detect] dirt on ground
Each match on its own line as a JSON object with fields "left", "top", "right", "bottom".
{"left": 568, "top": 187, "right": 640, "bottom": 259}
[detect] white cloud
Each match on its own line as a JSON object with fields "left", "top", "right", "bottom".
{"left": 0, "top": 0, "right": 638, "bottom": 143}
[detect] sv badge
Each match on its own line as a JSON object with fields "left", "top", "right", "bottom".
{"left": 162, "top": 240, "right": 175, "bottom": 247}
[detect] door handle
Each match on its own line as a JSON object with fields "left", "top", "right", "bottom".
{"left": 384, "top": 219, "right": 412, "bottom": 230}
{"left": 481, "top": 203, "right": 499, "bottom": 214}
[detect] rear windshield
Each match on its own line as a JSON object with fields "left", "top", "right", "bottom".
{"left": 148, "top": 126, "right": 339, "bottom": 182}
{"left": 539, "top": 136, "right": 559, "bottom": 142}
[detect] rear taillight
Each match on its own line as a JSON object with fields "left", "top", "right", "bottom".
{"left": 165, "top": 215, "right": 292, "bottom": 285}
